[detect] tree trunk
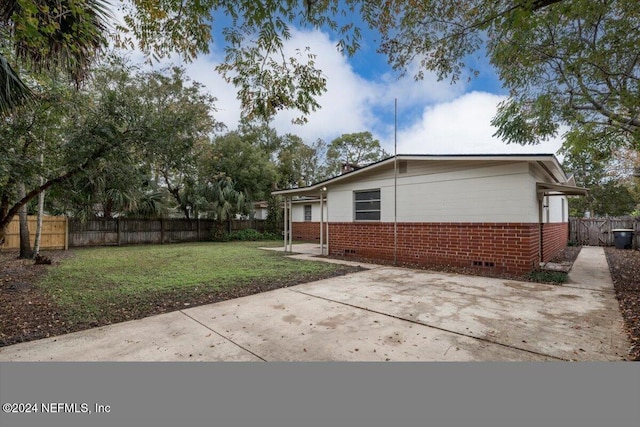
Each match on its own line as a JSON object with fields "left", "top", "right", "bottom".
{"left": 34, "top": 192, "right": 45, "bottom": 255}
{"left": 17, "top": 182, "right": 34, "bottom": 259}
{"left": 33, "top": 151, "right": 45, "bottom": 255}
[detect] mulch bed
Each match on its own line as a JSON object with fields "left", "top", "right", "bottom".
{"left": 604, "top": 247, "right": 640, "bottom": 361}
{"left": 0, "top": 250, "right": 362, "bottom": 348}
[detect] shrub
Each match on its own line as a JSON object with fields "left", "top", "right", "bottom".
{"left": 261, "top": 231, "right": 281, "bottom": 241}
{"left": 527, "top": 270, "right": 568, "bottom": 284}
{"left": 229, "top": 229, "right": 264, "bottom": 241}
{"left": 211, "top": 227, "right": 282, "bottom": 242}
{"left": 210, "top": 226, "right": 231, "bottom": 242}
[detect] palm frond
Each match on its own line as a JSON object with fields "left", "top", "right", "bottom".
{"left": 0, "top": 54, "right": 34, "bottom": 115}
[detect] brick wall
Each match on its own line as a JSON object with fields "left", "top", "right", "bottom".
{"left": 292, "top": 222, "right": 320, "bottom": 242}
{"left": 328, "top": 222, "right": 543, "bottom": 274}
{"left": 541, "top": 222, "right": 568, "bottom": 262}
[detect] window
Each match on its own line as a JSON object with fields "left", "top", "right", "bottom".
{"left": 304, "top": 205, "right": 312, "bottom": 221}
{"left": 354, "top": 189, "right": 381, "bottom": 221}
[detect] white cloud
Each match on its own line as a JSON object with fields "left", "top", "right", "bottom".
{"left": 105, "top": 9, "right": 563, "bottom": 155}
{"left": 269, "top": 29, "right": 469, "bottom": 144}
{"left": 396, "top": 91, "right": 564, "bottom": 155}
{"left": 268, "top": 29, "right": 378, "bottom": 141}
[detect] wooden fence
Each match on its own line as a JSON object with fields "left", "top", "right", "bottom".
{"left": 1, "top": 216, "right": 68, "bottom": 251}
{"left": 67, "top": 218, "right": 267, "bottom": 247}
{"left": 2, "top": 217, "right": 268, "bottom": 251}
{"left": 569, "top": 217, "right": 639, "bottom": 248}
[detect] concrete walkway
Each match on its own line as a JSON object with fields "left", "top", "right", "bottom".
{"left": 0, "top": 246, "right": 629, "bottom": 361}
{"left": 566, "top": 246, "right": 615, "bottom": 291}
{"left": 261, "top": 243, "right": 382, "bottom": 269}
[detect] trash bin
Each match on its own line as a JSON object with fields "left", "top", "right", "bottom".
{"left": 612, "top": 229, "right": 634, "bottom": 249}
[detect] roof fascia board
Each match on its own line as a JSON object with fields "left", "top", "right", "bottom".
{"left": 273, "top": 154, "right": 564, "bottom": 196}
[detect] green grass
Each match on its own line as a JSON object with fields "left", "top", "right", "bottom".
{"left": 37, "top": 241, "right": 345, "bottom": 323}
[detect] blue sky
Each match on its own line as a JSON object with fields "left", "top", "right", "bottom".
{"left": 113, "top": 6, "right": 565, "bottom": 157}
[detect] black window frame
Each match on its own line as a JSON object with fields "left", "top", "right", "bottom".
{"left": 354, "top": 189, "right": 381, "bottom": 221}
{"left": 304, "top": 204, "right": 312, "bottom": 221}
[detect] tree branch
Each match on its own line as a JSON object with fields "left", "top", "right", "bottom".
{"left": 1, "top": 143, "right": 111, "bottom": 228}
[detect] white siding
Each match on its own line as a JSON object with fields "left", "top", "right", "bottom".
{"left": 528, "top": 163, "right": 568, "bottom": 223}
{"left": 327, "top": 161, "right": 540, "bottom": 223}
{"left": 547, "top": 195, "right": 567, "bottom": 223}
{"left": 253, "top": 207, "right": 268, "bottom": 220}
{"left": 291, "top": 202, "right": 325, "bottom": 222}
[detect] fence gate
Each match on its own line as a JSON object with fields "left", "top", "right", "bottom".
{"left": 570, "top": 217, "right": 638, "bottom": 248}
{"left": 584, "top": 219, "right": 608, "bottom": 246}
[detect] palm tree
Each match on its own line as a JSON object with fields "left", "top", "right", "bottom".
{"left": 0, "top": 0, "right": 112, "bottom": 115}
{"left": 0, "top": 56, "right": 33, "bottom": 114}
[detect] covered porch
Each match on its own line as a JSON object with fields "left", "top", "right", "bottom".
{"left": 275, "top": 186, "right": 329, "bottom": 255}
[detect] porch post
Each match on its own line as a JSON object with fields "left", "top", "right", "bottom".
{"left": 320, "top": 193, "right": 324, "bottom": 255}
{"left": 325, "top": 192, "right": 329, "bottom": 255}
{"left": 288, "top": 197, "right": 293, "bottom": 252}
{"left": 283, "top": 197, "right": 288, "bottom": 252}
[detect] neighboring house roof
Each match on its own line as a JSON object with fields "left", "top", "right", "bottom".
{"left": 273, "top": 154, "right": 587, "bottom": 197}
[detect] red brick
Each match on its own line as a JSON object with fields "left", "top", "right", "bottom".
{"left": 289, "top": 221, "right": 568, "bottom": 274}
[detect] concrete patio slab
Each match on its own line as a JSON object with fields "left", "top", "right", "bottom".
{"left": 260, "top": 243, "right": 382, "bottom": 269}
{"left": 0, "top": 311, "right": 261, "bottom": 361}
{"left": 183, "top": 286, "right": 550, "bottom": 361}
{"left": 290, "top": 267, "right": 628, "bottom": 361}
{"left": 0, "top": 246, "right": 629, "bottom": 362}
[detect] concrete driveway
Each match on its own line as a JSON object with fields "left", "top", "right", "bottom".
{"left": 0, "top": 247, "right": 629, "bottom": 361}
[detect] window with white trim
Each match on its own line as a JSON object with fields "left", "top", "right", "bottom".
{"left": 304, "top": 205, "right": 312, "bottom": 221}
{"left": 354, "top": 189, "right": 381, "bottom": 221}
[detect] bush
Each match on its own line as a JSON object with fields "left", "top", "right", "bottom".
{"left": 210, "top": 226, "right": 231, "bottom": 242}
{"left": 229, "top": 229, "right": 264, "bottom": 241}
{"left": 219, "top": 229, "right": 282, "bottom": 242}
{"left": 527, "top": 270, "right": 568, "bottom": 284}
{"left": 261, "top": 231, "right": 281, "bottom": 240}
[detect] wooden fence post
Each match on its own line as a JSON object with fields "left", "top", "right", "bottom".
{"left": 116, "top": 218, "right": 121, "bottom": 246}
{"left": 64, "top": 216, "right": 69, "bottom": 251}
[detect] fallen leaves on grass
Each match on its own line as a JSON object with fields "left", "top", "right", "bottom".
{"left": 1, "top": 250, "right": 362, "bottom": 347}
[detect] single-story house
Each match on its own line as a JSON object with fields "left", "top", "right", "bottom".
{"left": 252, "top": 201, "right": 269, "bottom": 220}
{"left": 273, "top": 154, "right": 587, "bottom": 274}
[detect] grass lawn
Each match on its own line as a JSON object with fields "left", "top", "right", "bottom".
{"left": 36, "top": 241, "right": 359, "bottom": 327}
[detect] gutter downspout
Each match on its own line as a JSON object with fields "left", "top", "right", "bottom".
{"left": 393, "top": 98, "right": 398, "bottom": 266}
{"left": 538, "top": 193, "right": 544, "bottom": 266}
{"left": 325, "top": 189, "right": 329, "bottom": 256}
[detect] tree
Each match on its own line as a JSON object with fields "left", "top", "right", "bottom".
{"left": 276, "top": 135, "right": 326, "bottom": 188}
{"left": 562, "top": 148, "right": 638, "bottom": 217}
{"left": 0, "top": 0, "right": 111, "bottom": 114}
{"left": 0, "top": 73, "right": 78, "bottom": 248}
{"left": 0, "top": 58, "right": 161, "bottom": 244}
{"left": 206, "top": 131, "right": 277, "bottom": 202}
{"left": 42, "top": 64, "right": 222, "bottom": 221}
{"left": 487, "top": 0, "right": 639, "bottom": 154}
{"left": 117, "top": 0, "right": 638, "bottom": 156}
{"left": 5, "top": 1, "right": 638, "bottom": 156}
{"left": 325, "top": 132, "right": 389, "bottom": 177}
{"left": 588, "top": 181, "right": 636, "bottom": 217}
{"left": 139, "top": 66, "right": 222, "bottom": 219}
